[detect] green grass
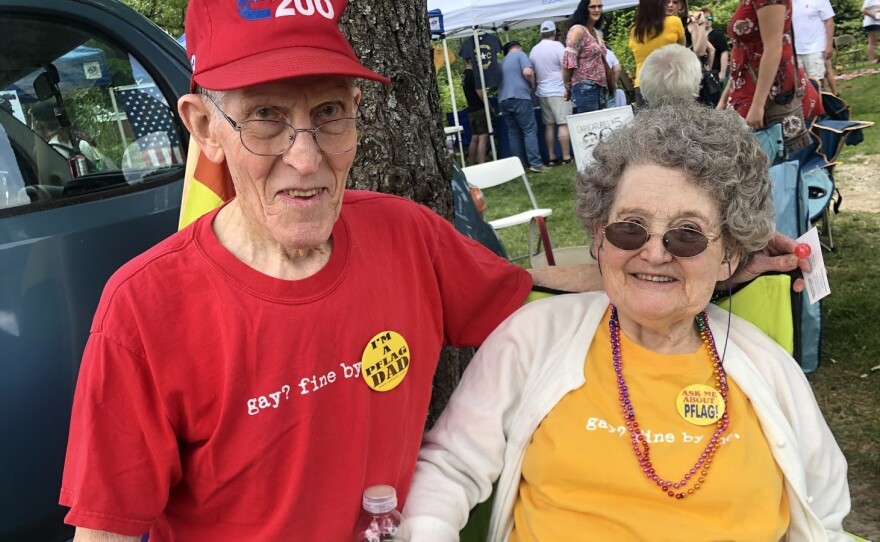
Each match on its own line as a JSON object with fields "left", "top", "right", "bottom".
{"left": 810, "top": 213, "right": 880, "bottom": 539}
{"left": 484, "top": 74, "right": 880, "bottom": 535}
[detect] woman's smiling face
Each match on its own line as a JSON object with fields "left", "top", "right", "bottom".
{"left": 596, "top": 163, "right": 737, "bottom": 332}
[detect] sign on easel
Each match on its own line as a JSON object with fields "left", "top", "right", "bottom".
{"left": 567, "top": 105, "right": 634, "bottom": 171}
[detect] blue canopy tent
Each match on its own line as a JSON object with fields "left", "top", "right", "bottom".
{"left": 4, "top": 45, "right": 112, "bottom": 103}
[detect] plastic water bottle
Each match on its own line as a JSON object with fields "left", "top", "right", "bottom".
{"left": 352, "top": 485, "right": 408, "bottom": 542}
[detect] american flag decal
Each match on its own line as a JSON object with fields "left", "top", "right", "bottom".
{"left": 116, "top": 84, "right": 184, "bottom": 167}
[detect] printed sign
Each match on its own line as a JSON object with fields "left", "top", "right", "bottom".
{"left": 567, "top": 105, "right": 634, "bottom": 171}
{"left": 796, "top": 226, "right": 831, "bottom": 304}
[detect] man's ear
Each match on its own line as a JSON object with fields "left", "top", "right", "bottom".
{"left": 178, "top": 94, "right": 225, "bottom": 164}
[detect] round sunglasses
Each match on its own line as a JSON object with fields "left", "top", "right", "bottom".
{"left": 602, "top": 221, "right": 722, "bottom": 258}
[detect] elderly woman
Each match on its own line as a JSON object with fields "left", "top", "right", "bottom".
{"left": 402, "top": 102, "right": 849, "bottom": 541}
{"left": 639, "top": 44, "right": 703, "bottom": 104}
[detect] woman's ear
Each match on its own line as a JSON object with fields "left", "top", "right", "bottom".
{"left": 719, "top": 249, "right": 742, "bottom": 281}
{"left": 590, "top": 223, "right": 604, "bottom": 260}
{"left": 178, "top": 94, "right": 225, "bottom": 164}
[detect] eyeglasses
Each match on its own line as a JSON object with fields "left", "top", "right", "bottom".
{"left": 205, "top": 95, "right": 358, "bottom": 156}
{"left": 602, "top": 221, "right": 722, "bottom": 258}
{"left": 589, "top": 4, "right": 603, "bottom": 9}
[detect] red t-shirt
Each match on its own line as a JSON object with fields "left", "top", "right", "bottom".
{"left": 727, "top": 0, "right": 823, "bottom": 120}
{"left": 60, "top": 190, "right": 531, "bottom": 540}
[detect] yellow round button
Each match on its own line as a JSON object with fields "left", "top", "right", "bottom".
{"left": 361, "top": 331, "right": 410, "bottom": 392}
{"left": 675, "top": 384, "right": 725, "bottom": 426}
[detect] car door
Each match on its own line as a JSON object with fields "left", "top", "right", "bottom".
{"left": 0, "top": 1, "right": 190, "bottom": 540}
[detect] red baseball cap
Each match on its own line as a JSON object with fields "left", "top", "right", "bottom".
{"left": 186, "top": 0, "right": 389, "bottom": 91}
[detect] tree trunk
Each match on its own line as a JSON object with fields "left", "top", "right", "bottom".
{"left": 340, "top": 0, "right": 473, "bottom": 428}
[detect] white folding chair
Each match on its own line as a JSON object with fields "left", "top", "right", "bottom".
{"left": 461, "top": 157, "right": 552, "bottom": 261}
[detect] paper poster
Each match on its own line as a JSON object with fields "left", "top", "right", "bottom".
{"left": 567, "top": 105, "right": 634, "bottom": 171}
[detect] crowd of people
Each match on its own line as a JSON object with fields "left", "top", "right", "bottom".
{"left": 56, "top": 0, "right": 853, "bottom": 540}
{"left": 454, "top": 0, "right": 876, "bottom": 167}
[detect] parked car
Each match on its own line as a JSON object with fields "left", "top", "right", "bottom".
{"left": 0, "top": 1, "right": 190, "bottom": 539}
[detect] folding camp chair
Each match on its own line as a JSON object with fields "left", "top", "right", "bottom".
{"left": 461, "top": 157, "right": 553, "bottom": 261}
{"left": 804, "top": 91, "right": 875, "bottom": 250}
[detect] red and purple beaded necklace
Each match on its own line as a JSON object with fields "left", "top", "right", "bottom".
{"left": 610, "top": 305, "right": 729, "bottom": 500}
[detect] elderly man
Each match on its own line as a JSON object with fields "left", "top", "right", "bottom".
{"left": 58, "top": 1, "right": 810, "bottom": 540}
{"left": 58, "top": 1, "right": 538, "bottom": 540}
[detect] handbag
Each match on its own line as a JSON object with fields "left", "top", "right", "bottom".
{"left": 745, "top": 23, "right": 809, "bottom": 151}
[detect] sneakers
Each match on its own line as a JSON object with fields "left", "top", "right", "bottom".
{"left": 529, "top": 165, "right": 552, "bottom": 174}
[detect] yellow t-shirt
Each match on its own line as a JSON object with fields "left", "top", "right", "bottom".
{"left": 629, "top": 16, "right": 686, "bottom": 86}
{"left": 510, "top": 308, "right": 789, "bottom": 541}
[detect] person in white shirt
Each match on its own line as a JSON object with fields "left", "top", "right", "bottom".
{"left": 604, "top": 47, "right": 624, "bottom": 107}
{"left": 862, "top": 0, "right": 880, "bottom": 62}
{"left": 529, "top": 20, "right": 573, "bottom": 165}
{"left": 792, "top": 0, "right": 835, "bottom": 89}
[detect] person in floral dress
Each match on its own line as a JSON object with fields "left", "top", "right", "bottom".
{"left": 718, "top": 0, "right": 823, "bottom": 152}
{"left": 563, "top": 0, "right": 609, "bottom": 113}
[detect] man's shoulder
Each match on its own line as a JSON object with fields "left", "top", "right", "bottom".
{"left": 530, "top": 40, "right": 563, "bottom": 58}
{"left": 342, "top": 190, "right": 441, "bottom": 225}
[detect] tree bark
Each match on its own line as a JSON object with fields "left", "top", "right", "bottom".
{"left": 340, "top": 0, "right": 472, "bottom": 428}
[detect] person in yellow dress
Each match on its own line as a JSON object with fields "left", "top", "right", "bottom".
{"left": 629, "top": 0, "right": 687, "bottom": 105}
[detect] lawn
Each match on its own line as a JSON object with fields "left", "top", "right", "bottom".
{"left": 480, "top": 72, "right": 879, "bottom": 538}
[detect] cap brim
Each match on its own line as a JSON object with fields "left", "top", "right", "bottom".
{"left": 193, "top": 46, "right": 389, "bottom": 91}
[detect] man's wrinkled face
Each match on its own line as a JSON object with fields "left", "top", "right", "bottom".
{"left": 213, "top": 76, "right": 360, "bottom": 251}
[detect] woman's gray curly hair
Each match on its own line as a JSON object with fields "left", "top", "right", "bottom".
{"left": 574, "top": 101, "right": 775, "bottom": 263}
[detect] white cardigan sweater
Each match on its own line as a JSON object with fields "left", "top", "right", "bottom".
{"left": 402, "top": 292, "right": 850, "bottom": 541}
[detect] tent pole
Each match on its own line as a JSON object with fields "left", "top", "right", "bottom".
{"left": 441, "top": 37, "right": 466, "bottom": 167}
{"left": 473, "top": 26, "right": 497, "bottom": 161}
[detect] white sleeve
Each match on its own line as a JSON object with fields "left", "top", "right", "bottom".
{"left": 819, "top": 0, "right": 835, "bottom": 19}
{"left": 402, "top": 310, "right": 540, "bottom": 541}
{"left": 784, "top": 366, "right": 851, "bottom": 539}
{"left": 727, "top": 319, "right": 851, "bottom": 540}
{"left": 606, "top": 49, "right": 620, "bottom": 67}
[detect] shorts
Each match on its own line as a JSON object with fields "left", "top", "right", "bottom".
{"left": 797, "top": 51, "right": 826, "bottom": 79}
{"left": 467, "top": 109, "right": 489, "bottom": 135}
{"left": 866, "top": 24, "right": 880, "bottom": 34}
{"left": 537, "top": 96, "right": 573, "bottom": 124}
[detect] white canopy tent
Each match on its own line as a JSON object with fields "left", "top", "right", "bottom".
{"left": 429, "top": 0, "right": 638, "bottom": 162}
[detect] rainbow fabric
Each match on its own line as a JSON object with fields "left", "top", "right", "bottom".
{"left": 178, "top": 141, "right": 236, "bottom": 230}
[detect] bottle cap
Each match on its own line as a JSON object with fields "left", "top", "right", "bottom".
{"left": 362, "top": 485, "right": 398, "bottom": 514}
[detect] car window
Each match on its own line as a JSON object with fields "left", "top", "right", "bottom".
{"left": 0, "top": 15, "right": 185, "bottom": 212}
